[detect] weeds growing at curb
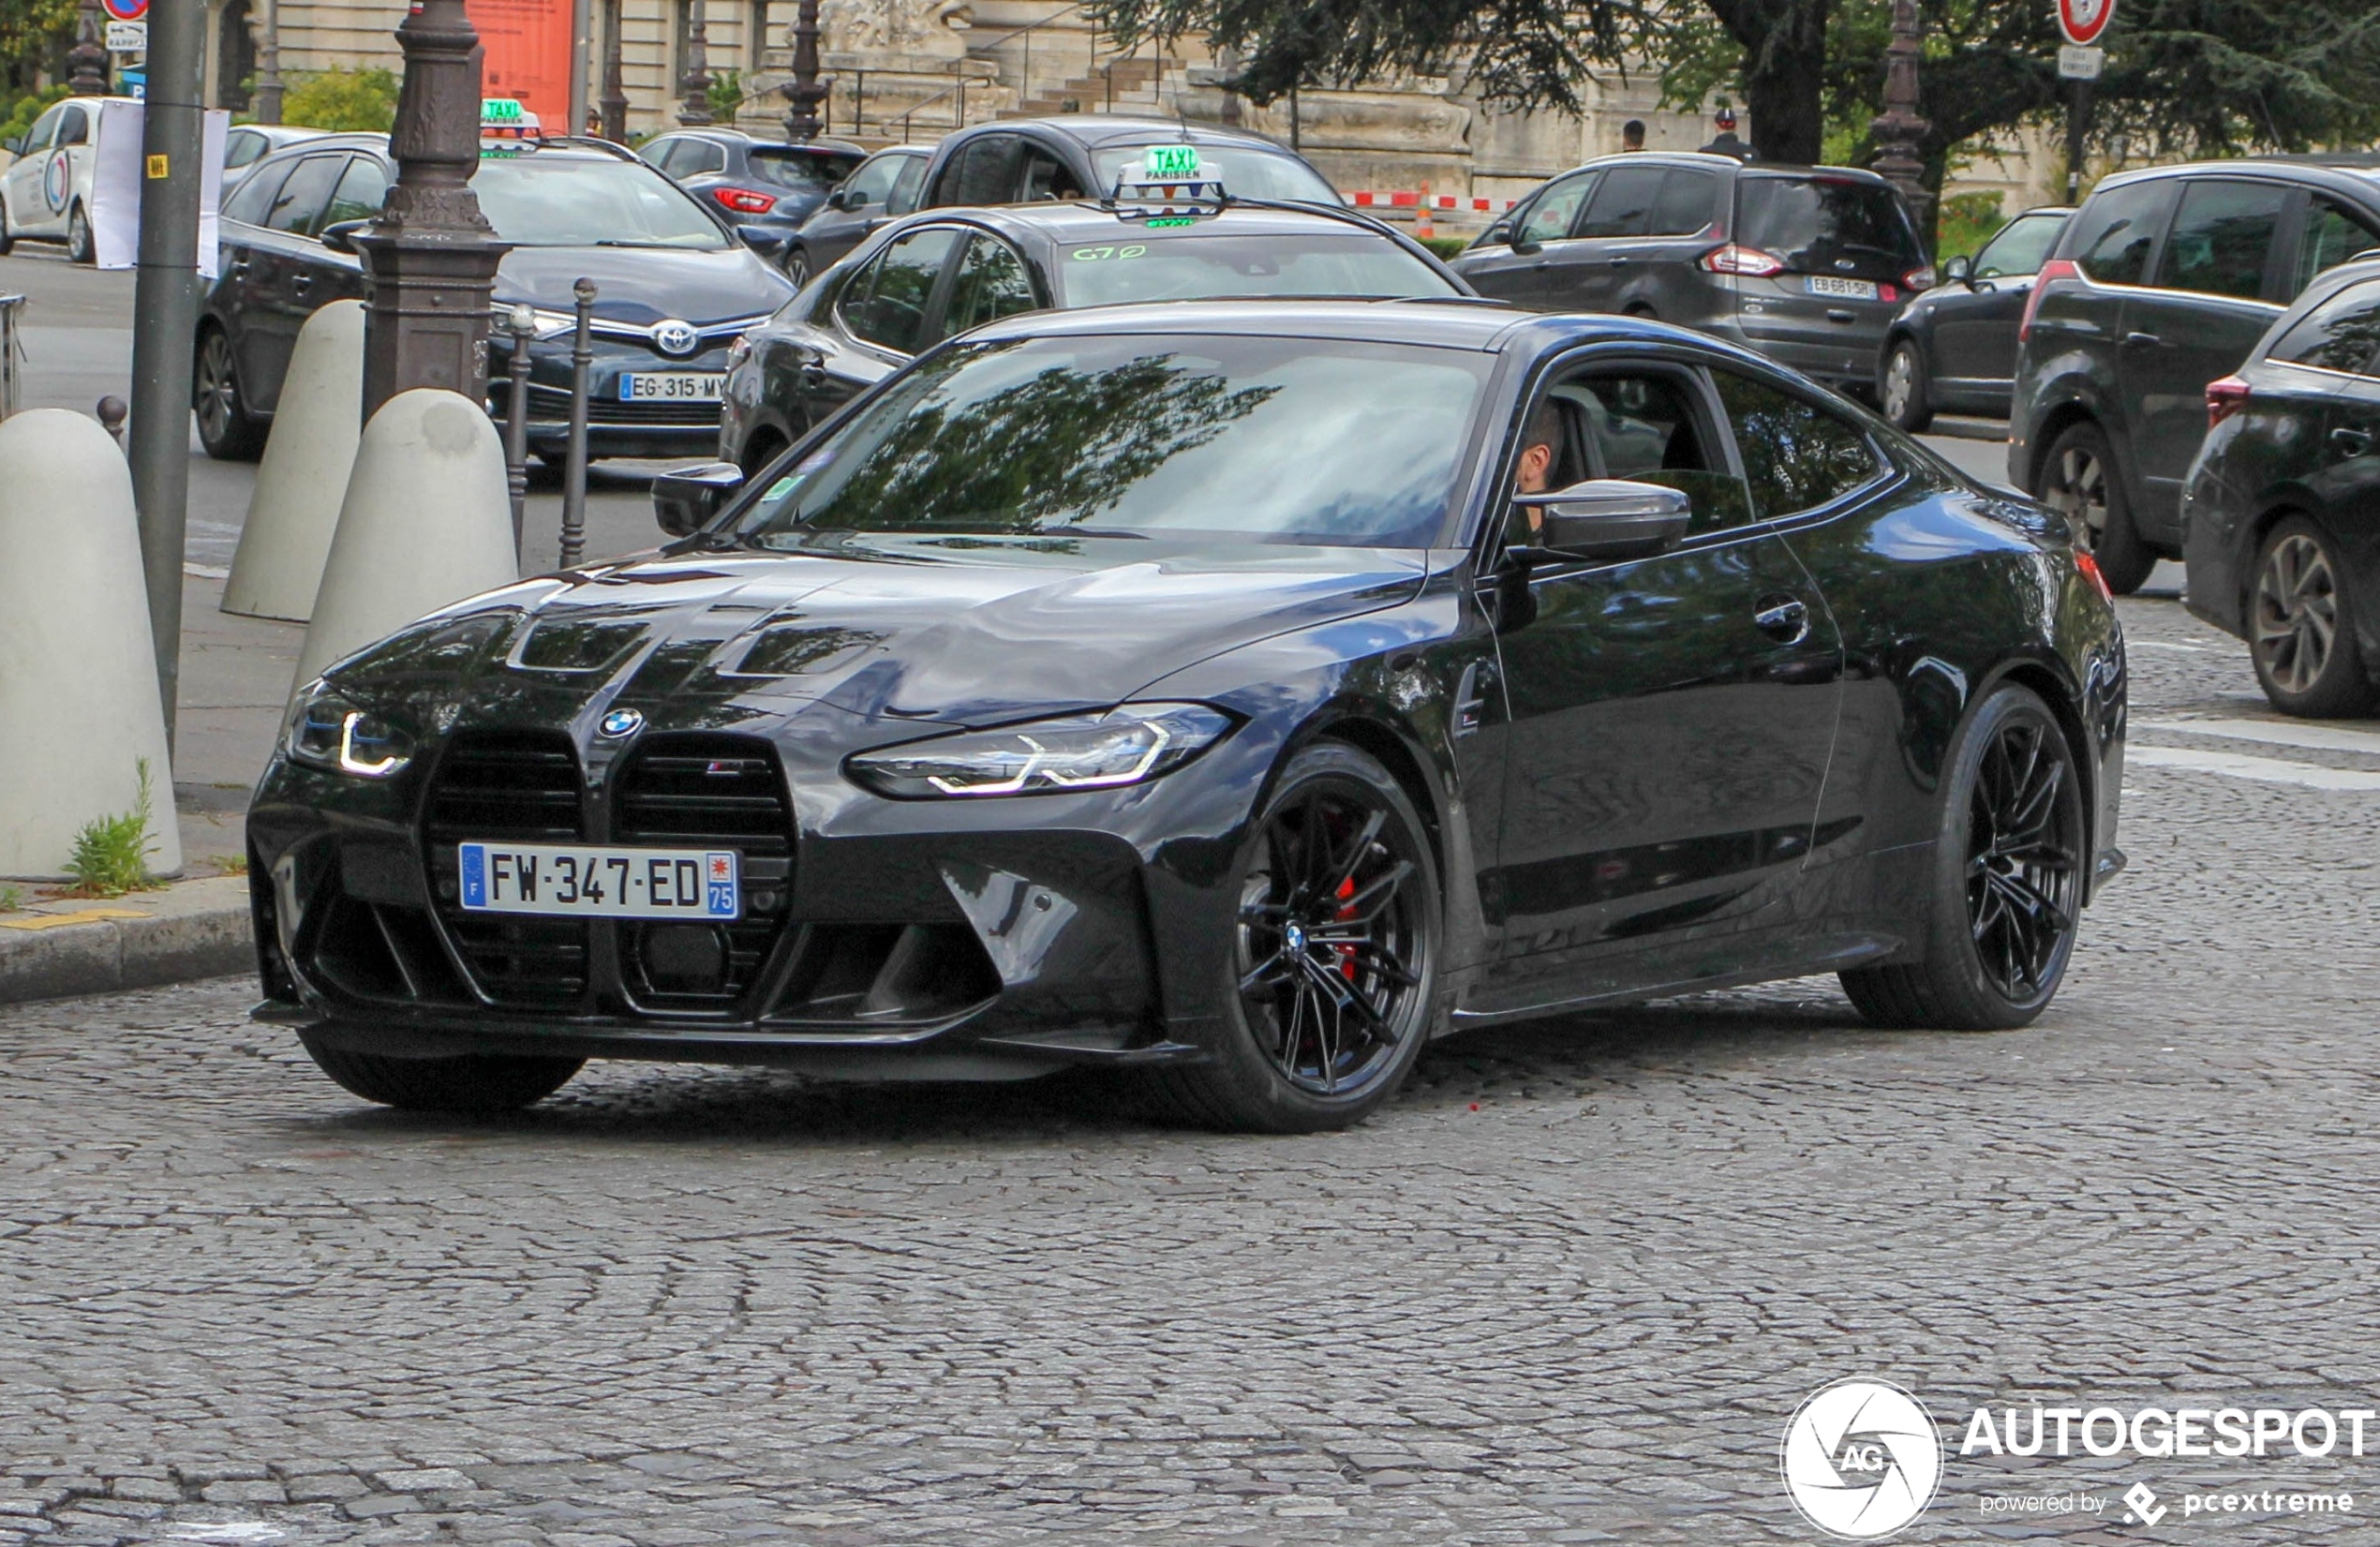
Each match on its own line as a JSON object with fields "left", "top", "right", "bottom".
{"left": 67, "top": 760, "right": 167, "bottom": 899}
{"left": 0, "top": 885, "right": 21, "bottom": 912}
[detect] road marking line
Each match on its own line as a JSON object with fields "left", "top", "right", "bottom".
{"left": 2137, "top": 717, "right": 2380, "bottom": 757}
{"left": 2129, "top": 640, "right": 2209, "bottom": 652}
{"left": 2128, "top": 745, "right": 2380, "bottom": 791}
{"left": 0, "top": 907, "right": 155, "bottom": 930}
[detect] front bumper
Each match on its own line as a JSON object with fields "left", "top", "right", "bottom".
{"left": 247, "top": 708, "right": 1269, "bottom": 1078}
{"left": 488, "top": 334, "right": 735, "bottom": 461}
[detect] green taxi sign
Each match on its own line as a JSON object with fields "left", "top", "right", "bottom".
{"left": 482, "top": 97, "right": 524, "bottom": 123}
{"left": 1143, "top": 144, "right": 1201, "bottom": 180}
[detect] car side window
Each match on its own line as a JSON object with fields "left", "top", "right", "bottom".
{"left": 21, "top": 104, "right": 64, "bottom": 152}
{"left": 640, "top": 137, "right": 678, "bottom": 171}
{"left": 942, "top": 234, "right": 1039, "bottom": 335}
{"left": 1710, "top": 368, "right": 1884, "bottom": 522}
{"left": 1551, "top": 369, "right": 1753, "bottom": 536}
{"left": 2268, "top": 279, "right": 2380, "bottom": 376}
{"left": 57, "top": 105, "right": 88, "bottom": 147}
{"left": 1518, "top": 172, "right": 1596, "bottom": 245}
{"left": 2292, "top": 200, "right": 2380, "bottom": 297}
{"left": 839, "top": 154, "right": 903, "bottom": 210}
{"left": 322, "top": 156, "right": 389, "bottom": 228}
{"left": 2156, "top": 180, "right": 2289, "bottom": 301}
{"left": 1648, "top": 170, "right": 1718, "bottom": 236}
{"left": 1019, "top": 147, "right": 1082, "bottom": 201}
{"left": 1971, "top": 212, "right": 2064, "bottom": 278}
{"left": 262, "top": 155, "right": 346, "bottom": 238}
{"left": 682, "top": 140, "right": 727, "bottom": 176}
{"left": 838, "top": 226, "right": 961, "bottom": 353}
{"left": 942, "top": 135, "right": 1024, "bottom": 206}
{"left": 222, "top": 158, "right": 290, "bottom": 225}
{"left": 1574, "top": 165, "right": 1665, "bottom": 239}
{"left": 2069, "top": 180, "right": 2177, "bottom": 287}
{"left": 886, "top": 154, "right": 927, "bottom": 216}
{"left": 225, "top": 129, "right": 264, "bottom": 169}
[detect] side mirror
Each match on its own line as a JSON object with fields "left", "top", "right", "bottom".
{"left": 319, "top": 218, "right": 369, "bottom": 255}
{"left": 1510, "top": 235, "right": 1541, "bottom": 257}
{"left": 1511, "top": 479, "right": 1692, "bottom": 562}
{"left": 1942, "top": 253, "right": 1973, "bottom": 286}
{"left": 653, "top": 461, "right": 745, "bottom": 537}
{"left": 736, "top": 224, "right": 787, "bottom": 256}
{"left": 827, "top": 189, "right": 854, "bottom": 211}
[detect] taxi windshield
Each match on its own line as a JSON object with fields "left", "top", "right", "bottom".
{"left": 1092, "top": 146, "right": 1340, "bottom": 204}
{"left": 470, "top": 156, "right": 731, "bottom": 249}
{"left": 1053, "top": 232, "right": 1458, "bottom": 306}
{"left": 736, "top": 334, "right": 1488, "bottom": 548}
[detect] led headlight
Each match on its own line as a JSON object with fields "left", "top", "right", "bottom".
{"left": 846, "top": 704, "right": 1235, "bottom": 798}
{"left": 281, "top": 686, "right": 415, "bottom": 778}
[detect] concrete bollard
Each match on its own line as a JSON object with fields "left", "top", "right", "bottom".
{"left": 222, "top": 300, "right": 365, "bottom": 621}
{"left": 0, "top": 409, "right": 184, "bottom": 880}
{"left": 293, "top": 388, "right": 518, "bottom": 692}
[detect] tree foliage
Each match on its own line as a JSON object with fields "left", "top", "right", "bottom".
{"left": 283, "top": 67, "right": 401, "bottom": 134}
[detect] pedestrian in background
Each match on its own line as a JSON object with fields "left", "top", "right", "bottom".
{"left": 1700, "top": 107, "right": 1752, "bottom": 161}
{"left": 1622, "top": 120, "right": 1646, "bottom": 152}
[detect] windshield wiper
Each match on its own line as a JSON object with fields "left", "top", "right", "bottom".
{"left": 594, "top": 239, "right": 705, "bottom": 249}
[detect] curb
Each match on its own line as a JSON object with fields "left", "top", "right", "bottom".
{"left": 0, "top": 875, "right": 253, "bottom": 1006}
{"left": 1928, "top": 416, "right": 2009, "bottom": 444}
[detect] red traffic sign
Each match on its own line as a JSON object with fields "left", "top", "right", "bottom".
{"left": 2058, "top": 0, "right": 2111, "bottom": 46}
{"left": 100, "top": 0, "right": 146, "bottom": 20}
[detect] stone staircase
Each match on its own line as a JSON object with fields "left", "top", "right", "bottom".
{"left": 1004, "top": 53, "right": 1165, "bottom": 119}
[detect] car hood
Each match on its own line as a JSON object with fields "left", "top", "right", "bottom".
{"left": 327, "top": 537, "right": 1429, "bottom": 733}
{"left": 493, "top": 245, "right": 796, "bottom": 325}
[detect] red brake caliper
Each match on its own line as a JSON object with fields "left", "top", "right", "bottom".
{"left": 1335, "top": 876, "right": 1358, "bottom": 981}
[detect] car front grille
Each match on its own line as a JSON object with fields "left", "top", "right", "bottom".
{"left": 516, "top": 380, "right": 722, "bottom": 428}
{"left": 424, "top": 731, "right": 589, "bottom": 1008}
{"left": 612, "top": 735, "right": 794, "bottom": 1011}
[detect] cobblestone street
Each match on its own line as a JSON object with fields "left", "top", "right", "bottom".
{"left": 6, "top": 593, "right": 2378, "bottom": 1545}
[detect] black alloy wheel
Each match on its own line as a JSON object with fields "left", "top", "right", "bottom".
{"left": 192, "top": 327, "right": 267, "bottom": 460}
{"left": 2249, "top": 515, "right": 2373, "bottom": 718}
{"left": 2038, "top": 421, "right": 2153, "bottom": 594}
{"left": 299, "top": 1031, "right": 585, "bottom": 1113}
{"left": 1842, "top": 684, "right": 2085, "bottom": 1030}
{"left": 1881, "top": 337, "right": 1932, "bottom": 432}
{"left": 1147, "top": 741, "right": 1439, "bottom": 1132}
{"left": 0, "top": 200, "right": 14, "bottom": 256}
{"left": 782, "top": 246, "right": 811, "bottom": 288}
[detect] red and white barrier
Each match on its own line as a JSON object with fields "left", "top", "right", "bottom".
{"left": 1346, "top": 192, "right": 1518, "bottom": 213}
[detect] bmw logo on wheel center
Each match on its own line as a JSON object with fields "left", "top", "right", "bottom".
{"left": 1781, "top": 1380, "right": 1942, "bottom": 1539}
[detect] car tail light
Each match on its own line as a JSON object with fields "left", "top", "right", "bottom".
{"left": 1700, "top": 244, "right": 1785, "bottom": 277}
{"left": 1903, "top": 265, "right": 1936, "bottom": 290}
{"left": 2075, "top": 548, "right": 2113, "bottom": 602}
{"left": 711, "top": 186, "right": 778, "bottom": 216}
{"left": 2206, "top": 374, "right": 2252, "bottom": 429}
{"left": 2018, "top": 259, "right": 2079, "bottom": 343}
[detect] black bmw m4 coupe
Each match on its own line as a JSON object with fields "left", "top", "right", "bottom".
{"left": 250, "top": 301, "right": 2127, "bottom": 1131}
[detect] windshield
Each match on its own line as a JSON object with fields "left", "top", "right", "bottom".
{"left": 471, "top": 156, "right": 730, "bottom": 248}
{"left": 1053, "top": 231, "right": 1457, "bottom": 306}
{"left": 736, "top": 334, "right": 1488, "bottom": 548}
{"left": 750, "top": 148, "right": 862, "bottom": 193}
{"left": 1734, "top": 175, "right": 1923, "bottom": 281}
{"left": 1091, "top": 146, "right": 1341, "bottom": 204}
{"left": 1972, "top": 211, "right": 2067, "bottom": 278}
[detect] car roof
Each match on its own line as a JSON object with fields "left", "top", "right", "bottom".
{"left": 901, "top": 200, "right": 1418, "bottom": 245}
{"left": 961, "top": 296, "right": 1763, "bottom": 353}
{"left": 2093, "top": 157, "right": 2380, "bottom": 204}
{"left": 948, "top": 114, "right": 1302, "bottom": 156}
{"left": 662, "top": 128, "right": 868, "bottom": 155}
{"left": 246, "top": 133, "right": 647, "bottom": 169}
{"left": 1539, "top": 152, "right": 1902, "bottom": 186}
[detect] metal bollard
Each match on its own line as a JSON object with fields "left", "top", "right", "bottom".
{"left": 500, "top": 303, "right": 536, "bottom": 561}
{"left": 561, "top": 277, "right": 595, "bottom": 570}
{"left": 0, "top": 293, "right": 25, "bottom": 421}
{"left": 97, "top": 395, "right": 128, "bottom": 451}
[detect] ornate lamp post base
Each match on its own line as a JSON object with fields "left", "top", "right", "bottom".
{"left": 1870, "top": 0, "right": 1936, "bottom": 242}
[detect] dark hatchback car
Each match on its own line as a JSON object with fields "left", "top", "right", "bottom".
{"left": 248, "top": 302, "right": 2123, "bottom": 1133}
{"left": 916, "top": 115, "right": 1342, "bottom": 211}
{"left": 195, "top": 134, "right": 796, "bottom": 461}
{"left": 781, "top": 143, "right": 931, "bottom": 286}
{"left": 2181, "top": 258, "right": 2380, "bottom": 715}
{"left": 1878, "top": 205, "right": 2072, "bottom": 431}
{"left": 1451, "top": 154, "right": 1933, "bottom": 398}
{"left": 2010, "top": 158, "right": 2380, "bottom": 593}
{"left": 638, "top": 127, "right": 866, "bottom": 262}
{"left": 718, "top": 200, "right": 1472, "bottom": 473}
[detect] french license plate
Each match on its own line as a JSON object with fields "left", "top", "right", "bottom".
{"left": 458, "top": 842, "right": 740, "bottom": 920}
{"left": 1806, "top": 275, "right": 1881, "bottom": 300}
{"left": 618, "top": 372, "right": 724, "bottom": 402}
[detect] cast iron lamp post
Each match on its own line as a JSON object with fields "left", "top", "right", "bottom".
{"left": 67, "top": 0, "right": 109, "bottom": 95}
{"left": 357, "top": 0, "right": 509, "bottom": 420}
{"left": 1870, "top": 0, "right": 1935, "bottom": 240}
{"left": 679, "top": 0, "right": 716, "bottom": 126}
{"left": 781, "top": 0, "right": 827, "bottom": 141}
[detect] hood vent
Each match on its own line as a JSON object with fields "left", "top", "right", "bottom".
{"left": 511, "top": 617, "right": 653, "bottom": 674}
{"left": 721, "top": 620, "right": 886, "bottom": 679}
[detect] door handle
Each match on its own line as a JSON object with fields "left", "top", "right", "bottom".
{"left": 2334, "top": 425, "right": 2375, "bottom": 458}
{"left": 290, "top": 273, "right": 314, "bottom": 293}
{"left": 1825, "top": 309, "right": 1856, "bottom": 324}
{"left": 1753, "top": 595, "right": 1810, "bottom": 645}
{"left": 2121, "top": 331, "right": 2169, "bottom": 350}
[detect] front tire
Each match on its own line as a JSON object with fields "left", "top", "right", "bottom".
{"left": 2249, "top": 514, "right": 2373, "bottom": 718}
{"left": 299, "top": 1031, "right": 584, "bottom": 1113}
{"left": 1881, "top": 337, "right": 1932, "bottom": 432}
{"left": 1145, "top": 741, "right": 1441, "bottom": 1133}
{"left": 66, "top": 201, "right": 93, "bottom": 263}
{"left": 782, "top": 246, "right": 812, "bottom": 288}
{"left": 2036, "top": 420, "right": 2153, "bottom": 594}
{"left": 1841, "top": 684, "right": 2086, "bottom": 1031}
{"left": 192, "top": 326, "right": 267, "bottom": 460}
{"left": 0, "top": 200, "right": 14, "bottom": 256}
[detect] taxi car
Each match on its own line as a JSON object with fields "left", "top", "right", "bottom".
{"left": 249, "top": 292, "right": 2127, "bottom": 1132}
{"left": 720, "top": 149, "right": 1471, "bottom": 472}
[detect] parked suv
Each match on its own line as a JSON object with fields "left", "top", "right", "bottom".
{"left": 638, "top": 127, "right": 865, "bottom": 264}
{"left": 2009, "top": 158, "right": 2380, "bottom": 592}
{"left": 1450, "top": 154, "right": 1932, "bottom": 398}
